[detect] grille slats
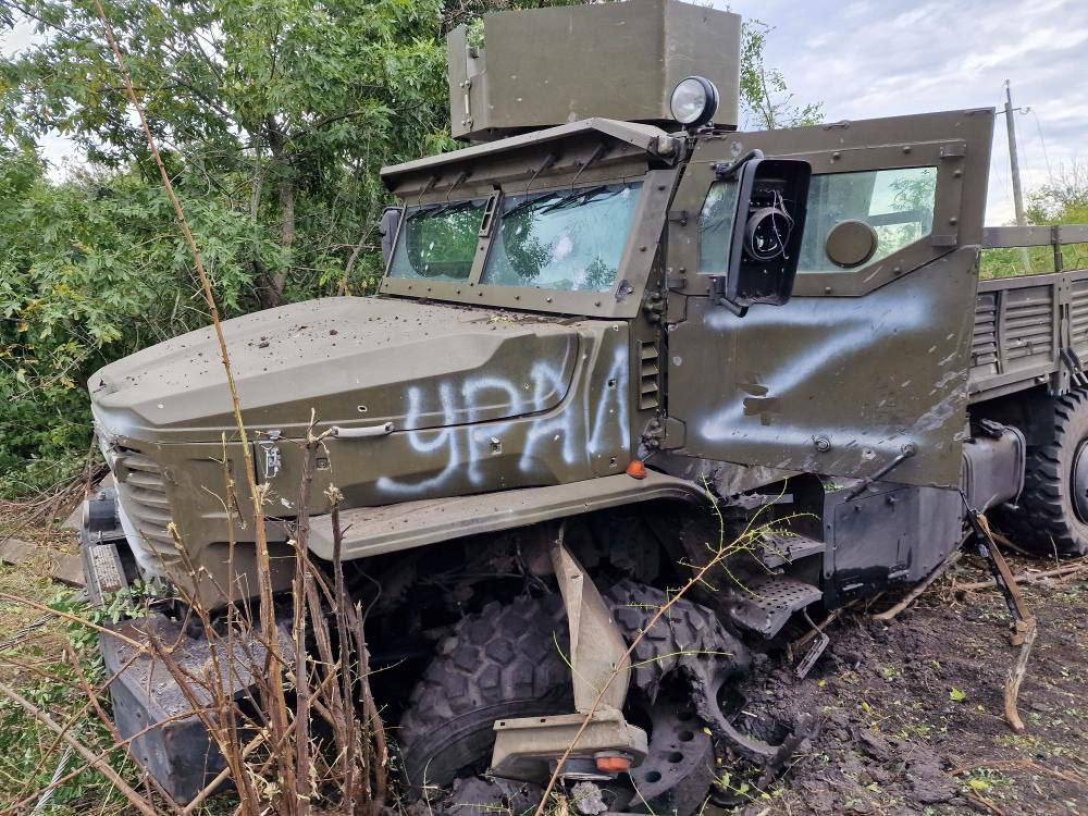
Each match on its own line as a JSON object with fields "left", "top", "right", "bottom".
{"left": 116, "top": 447, "right": 174, "bottom": 546}
{"left": 971, "top": 294, "right": 999, "bottom": 374}
{"left": 638, "top": 340, "right": 660, "bottom": 410}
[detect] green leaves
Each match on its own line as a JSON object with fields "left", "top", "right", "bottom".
{"left": 739, "top": 19, "right": 823, "bottom": 130}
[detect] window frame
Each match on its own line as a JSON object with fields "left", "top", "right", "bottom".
{"left": 795, "top": 164, "right": 941, "bottom": 276}
{"left": 387, "top": 195, "right": 493, "bottom": 284}
{"left": 667, "top": 129, "right": 972, "bottom": 299}
{"left": 379, "top": 167, "right": 679, "bottom": 318}
{"left": 479, "top": 180, "right": 645, "bottom": 294}
{"left": 786, "top": 141, "right": 964, "bottom": 297}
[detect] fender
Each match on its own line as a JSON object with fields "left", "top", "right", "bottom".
{"left": 307, "top": 470, "right": 708, "bottom": 561}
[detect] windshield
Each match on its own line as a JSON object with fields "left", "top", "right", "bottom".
{"left": 388, "top": 199, "right": 485, "bottom": 282}
{"left": 481, "top": 182, "right": 642, "bottom": 292}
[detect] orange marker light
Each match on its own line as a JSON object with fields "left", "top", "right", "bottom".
{"left": 595, "top": 753, "right": 633, "bottom": 774}
{"left": 626, "top": 460, "right": 648, "bottom": 480}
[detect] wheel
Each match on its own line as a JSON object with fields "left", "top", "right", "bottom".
{"left": 396, "top": 594, "right": 572, "bottom": 791}
{"left": 396, "top": 582, "right": 745, "bottom": 814}
{"left": 1004, "top": 388, "right": 1088, "bottom": 556}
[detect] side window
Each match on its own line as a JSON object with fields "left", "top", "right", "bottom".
{"left": 798, "top": 167, "right": 938, "bottom": 272}
{"left": 697, "top": 180, "right": 739, "bottom": 275}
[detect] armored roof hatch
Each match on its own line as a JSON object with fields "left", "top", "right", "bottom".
{"left": 448, "top": 0, "right": 741, "bottom": 143}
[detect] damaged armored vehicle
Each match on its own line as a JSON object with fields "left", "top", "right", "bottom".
{"left": 79, "top": 0, "right": 1088, "bottom": 810}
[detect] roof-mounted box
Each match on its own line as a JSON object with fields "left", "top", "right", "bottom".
{"left": 447, "top": 0, "right": 741, "bottom": 142}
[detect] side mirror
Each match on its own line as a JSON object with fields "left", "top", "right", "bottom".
{"left": 709, "top": 154, "right": 811, "bottom": 315}
{"left": 379, "top": 206, "right": 403, "bottom": 267}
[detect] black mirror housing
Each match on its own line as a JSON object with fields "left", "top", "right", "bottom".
{"left": 379, "top": 206, "right": 403, "bottom": 267}
{"left": 714, "top": 157, "right": 811, "bottom": 313}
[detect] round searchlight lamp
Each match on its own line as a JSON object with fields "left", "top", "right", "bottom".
{"left": 670, "top": 75, "right": 719, "bottom": 128}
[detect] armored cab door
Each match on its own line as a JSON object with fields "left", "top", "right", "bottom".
{"left": 664, "top": 110, "right": 994, "bottom": 488}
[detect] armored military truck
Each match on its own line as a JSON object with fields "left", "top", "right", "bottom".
{"left": 80, "top": 0, "right": 1088, "bottom": 809}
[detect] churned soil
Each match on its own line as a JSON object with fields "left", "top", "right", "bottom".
{"left": 724, "top": 555, "right": 1088, "bottom": 816}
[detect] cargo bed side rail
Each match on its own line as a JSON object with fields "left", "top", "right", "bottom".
{"left": 972, "top": 224, "right": 1088, "bottom": 403}
{"left": 983, "top": 224, "right": 1088, "bottom": 272}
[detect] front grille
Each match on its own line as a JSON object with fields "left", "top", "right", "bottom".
{"left": 115, "top": 448, "right": 174, "bottom": 550}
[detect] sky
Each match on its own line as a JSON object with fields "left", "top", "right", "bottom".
{"left": 3, "top": 1, "right": 1087, "bottom": 224}
{"left": 720, "top": 0, "right": 1088, "bottom": 224}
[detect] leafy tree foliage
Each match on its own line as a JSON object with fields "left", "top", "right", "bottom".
{"left": 739, "top": 19, "right": 822, "bottom": 130}
{"left": 2, "top": 0, "right": 457, "bottom": 305}
{"left": 0, "top": 146, "right": 277, "bottom": 490}
{"left": 981, "top": 162, "right": 1088, "bottom": 279}
{"left": 1027, "top": 162, "right": 1088, "bottom": 226}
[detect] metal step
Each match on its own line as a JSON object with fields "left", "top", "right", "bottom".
{"left": 82, "top": 539, "right": 128, "bottom": 606}
{"left": 724, "top": 576, "right": 822, "bottom": 638}
{"left": 102, "top": 616, "right": 295, "bottom": 803}
{"left": 756, "top": 532, "right": 825, "bottom": 569}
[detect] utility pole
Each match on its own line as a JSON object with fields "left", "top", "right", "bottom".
{"left": 1005, "top": 80, "right": 1026, "bottom": 227}
{"left": 1004, "top": 80, "right": 1031, "bottom": 272}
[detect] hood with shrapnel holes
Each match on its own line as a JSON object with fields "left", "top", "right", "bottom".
{"left": 89, "top": 297, "right": 580, "bottom": 445}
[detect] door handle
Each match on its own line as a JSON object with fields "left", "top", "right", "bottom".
{"left": 331, "top": 422, "right": 395, "bottom": 439}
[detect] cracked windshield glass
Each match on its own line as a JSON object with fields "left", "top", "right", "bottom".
{"left": 482, "top": 182, "right": 642, "bottom": 292}
{"left": 388, "top": 199, "right": 485, "bottom": 281}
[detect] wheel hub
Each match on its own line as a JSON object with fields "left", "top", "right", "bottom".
{"left": 1071, "top": 440, "right": 1088, "bottom": 523}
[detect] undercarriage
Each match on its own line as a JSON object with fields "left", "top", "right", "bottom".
{"left": 82, "top": 490, "right": 840, "bottom": 813}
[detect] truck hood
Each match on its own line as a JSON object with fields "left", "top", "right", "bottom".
{"left": 90, "top": 297, "right": 580, "bottom": 443}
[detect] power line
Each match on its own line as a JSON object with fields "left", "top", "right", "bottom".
{"left": 1030, "top": 108, "right": 1054, "bottom": 181}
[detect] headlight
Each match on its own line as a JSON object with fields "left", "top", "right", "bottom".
{"left": 669, "top": 76, "right": 719, "bottom": 128}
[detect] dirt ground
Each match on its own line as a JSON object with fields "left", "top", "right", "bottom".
{"left": 726, "top": 554, "right": 1088, "bottom": 816}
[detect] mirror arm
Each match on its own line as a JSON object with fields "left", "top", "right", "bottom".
{"left": 711, "top": 276, "right": 749, "bottom": 317}
{"left": 712, "top": 149, "right": 765, "bottom": 181}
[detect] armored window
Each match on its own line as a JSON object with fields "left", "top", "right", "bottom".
{"left": 797, "top": 167, "right": 938, "bottom": 273}
{"left": 697, "top": 180, "right": 741, "bottom": 275}
{"left": 481, "top": 182, "right": 642, "bottom": 292}
{"left": 388, "top": 199, "right": 486, "bottom": 282}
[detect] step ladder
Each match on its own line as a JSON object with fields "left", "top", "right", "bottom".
{"left": 724, "top": 575, "right": 822, "bottom": 638}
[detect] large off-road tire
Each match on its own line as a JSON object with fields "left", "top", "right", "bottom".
{"left": 397, "top": 594, "right": 572, "bottom": 791}
{"left": 604, "top": 580, "right": 750, "bottom": 699}
{"left": 1003, "top": 389, "right": 1088, "bottom": 556}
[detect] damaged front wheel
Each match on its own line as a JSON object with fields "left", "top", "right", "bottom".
{"left": 397, "top": 594, "right": 573, "bottom": 794}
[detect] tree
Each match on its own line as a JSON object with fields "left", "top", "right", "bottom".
{"left": 0, "top": 145, "right": 277, "bottom": 490}
{"left": 980, "top": 162, "right": 1088, "bottom": 279}
{"left": 2, "top": 0, "right": 455, "bottom": 307}
{"left": 1027, "top": 161, "right": 1088, "bottom": 225}
{"left": 739, "top": 19, "right": 822, "bottom": 131}
{"left": 1028, "top": 161, "right": 1088, "bottom": 272}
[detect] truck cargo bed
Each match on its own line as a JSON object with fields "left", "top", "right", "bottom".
{"left": 969, "top": 226, "right": 1088, "bottom": 403}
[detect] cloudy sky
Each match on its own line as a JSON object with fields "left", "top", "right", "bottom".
{"left": 4, "top": 0, "right": 1086, "bottom": 224}
{"left": 721, "top": 0, "right": 1088, "bottom": 224}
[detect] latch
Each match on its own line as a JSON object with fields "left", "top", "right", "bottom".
{"left": 256, "top": 430, "right": 283, "bottom": 481}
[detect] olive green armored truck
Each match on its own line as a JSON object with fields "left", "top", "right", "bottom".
{"left": 79, "top": 0, "right": 1088, "bottom": 809}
